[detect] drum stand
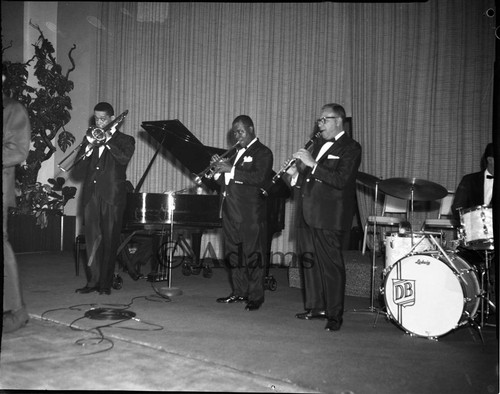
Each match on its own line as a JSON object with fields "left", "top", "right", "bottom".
{"left": 352, "top": 181, "right": 387, "bottom": 322}
{"left": 420, "top": 235, "right": 487, "bottom": 343}
{"left": 478, "top": 250, "right": 496, "bottom": 328}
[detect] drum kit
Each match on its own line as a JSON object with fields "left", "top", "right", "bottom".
{"left": 356, "top": 173, "right": 496, "bottom": 340}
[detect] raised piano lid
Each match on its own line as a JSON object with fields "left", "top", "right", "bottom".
{"left": 141, "top": 119, "right": 225, "bottom": 192}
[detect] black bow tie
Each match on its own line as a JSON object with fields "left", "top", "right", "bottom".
{"left": 486, "top": 175, "right": 494, "bottom": 179}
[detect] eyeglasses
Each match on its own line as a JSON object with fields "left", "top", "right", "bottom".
{"left": 316, "top": 116, "right": 338, "bottom": 124}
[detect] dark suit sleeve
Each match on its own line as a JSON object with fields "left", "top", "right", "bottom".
{"left": 298, "top": 136, "right": 361, "bottom": 231}
{"left": 451, "top": 172, "right": 486, "bottom": 219}
{"left": 73, "top": 137, "right": 93, "bottom": 171}
{"left": 106, "top": 133, "right": 135, "bottom": 165}
{"left": 312, "top": 140, "right": 362, "bottom": 190}
{"left": 452, "top": 176, "right": 470, "bottom": 216}
{"left": 234, "top": 143, "right": 273, "bottom": 187}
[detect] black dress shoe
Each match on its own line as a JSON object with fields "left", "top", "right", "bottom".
{"left": 216, "top": 295, "right": 248, "bottom": 303}
{"left": 75, "top": 286, "right": 99, "bottom": 294}
{"left": 295, "top": 310, "right": 327, "bottom": 320}
{"left": 245, "top": 301, "right": 262, "bottom": 311}
{"left": 99, "top": 289, "right": 111, "bottom": 295}
{"left": 128, "top": 271, "right": 142, "bottom": 281}
{"left": 325, "top": 318, "right": 343, "bottom": 331}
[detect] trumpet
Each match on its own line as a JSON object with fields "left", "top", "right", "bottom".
{"left": 261, "top": 131, "right": 321, "bottom": 196}
{"left": 58, "top": 110, "right": 129, "bottom": 172}
{"left": 193, "top": 141, "right": 241, "bottom": 185}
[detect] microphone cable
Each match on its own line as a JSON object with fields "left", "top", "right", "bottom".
{"left": 39, "top": 295, "right": 167, "bottom": 356}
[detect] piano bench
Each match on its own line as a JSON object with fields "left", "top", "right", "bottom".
{"left": 75, "top": 235, "right": 86, "bottom": 276}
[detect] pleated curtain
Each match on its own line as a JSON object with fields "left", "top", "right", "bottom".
{"left": 93, "top": 1, "right": 495, "bottom": 257}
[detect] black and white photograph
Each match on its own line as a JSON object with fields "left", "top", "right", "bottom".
{"left": 1, "top": 2, "right": 498, "bottom": 393}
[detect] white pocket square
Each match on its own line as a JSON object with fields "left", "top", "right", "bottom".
{"left": 243, "top": 156, "right": 253, "bottom": 163}
{"left": 327, "top": 155, "right": 340, "bottom": 159}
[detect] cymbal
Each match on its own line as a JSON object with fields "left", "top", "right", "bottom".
{"left": 356, "top": 172, "right": 380, "bottom": 188}
{"left": 379, "top": 177, "right": 448, "bottom": 201}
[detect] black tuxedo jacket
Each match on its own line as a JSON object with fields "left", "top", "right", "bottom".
{"left": 295, "top": 133, "right": 362, "bottom": 231}
{"left": 218, "top": 139, "right": 273, "bottom": 224}
{"left": 452, "top": 171, "right": 488, "bottom": 217}
{"left": 75, "top": 130, "right": 135, "bottom": 208}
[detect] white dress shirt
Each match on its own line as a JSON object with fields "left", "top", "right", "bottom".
{"left": 223, "top": 138, "right": 257, "bottom": 185}
{"left": 484, "top": 170, "right": 493, "bottom": 205}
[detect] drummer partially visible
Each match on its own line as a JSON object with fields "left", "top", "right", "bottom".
{"left": 452, "top": 142, "right": 494, "bottom": 220}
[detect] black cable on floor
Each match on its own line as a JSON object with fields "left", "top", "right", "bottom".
{"left": 84, "top": 308, "right": 137, "bottom": 321}
{"left": 39, "top": 293, "right": 168, "bottom": 356}
{"left": 81, "top": 307, "right": 164, "bottom": 331}
{"left": 149, "top": 281, "right": 173, "bottom": 302}
{"left": 69, "top": 315, "right": 115, "bottom": 355}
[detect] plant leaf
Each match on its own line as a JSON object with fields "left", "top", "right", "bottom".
{"left": 57, "top": 130, "right": 76, "bottom": 153}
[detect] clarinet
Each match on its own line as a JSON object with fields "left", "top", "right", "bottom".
{"left": 261, "top": 131, "right": 321, "bottom": 197}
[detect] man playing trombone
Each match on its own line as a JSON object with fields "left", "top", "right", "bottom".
{"left": 211, "top": 115, "right": 273, "bottom": 311}
{"left": 74, "top": 102, "right": 135, "bottom": 295}
{"left": 286, "top": 103, "right": 361, "bottom": 331}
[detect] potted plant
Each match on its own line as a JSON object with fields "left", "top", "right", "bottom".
{"left": 2, "top": 22, "right": 77, "bottom": 228}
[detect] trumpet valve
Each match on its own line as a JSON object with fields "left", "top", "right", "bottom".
{"left": 205, "top": 168, "right": 216, "bottom": 179}
{"left": 193, "top": 175, "right": 203, "bottom": 185}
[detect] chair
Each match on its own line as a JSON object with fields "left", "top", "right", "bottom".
{"left": 362, "top": 194, "right": 408, "bottom": 255}
{"left": 421, "top": 191, "right": 459, "bottom": 232}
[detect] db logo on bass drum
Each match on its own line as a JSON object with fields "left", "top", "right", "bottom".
{"left": 382, "top": 252, "right": 480, "bottom": 339}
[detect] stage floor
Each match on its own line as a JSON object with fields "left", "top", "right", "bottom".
{"left": 1, "top": 251, "right": 498, "bottom": 393}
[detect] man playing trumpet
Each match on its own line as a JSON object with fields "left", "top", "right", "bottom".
{"left": 211, "top": 115, "right": 273, "bottom": 311}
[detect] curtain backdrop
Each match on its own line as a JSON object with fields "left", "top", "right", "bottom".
{"left": 93, "top": 1, "right": 495, "bottom": 257}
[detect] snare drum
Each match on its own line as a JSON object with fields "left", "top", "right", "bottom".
{"left": 384, "top": 232, "right": 439, "bottom": 268}
{"left": 459, "top": 205, "right": 494, "bottom": 250}
{"left": 382, "top": 251, "right": 480, "bottom": 339}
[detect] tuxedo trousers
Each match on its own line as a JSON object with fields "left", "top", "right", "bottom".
{"left": 84, "top": 193, "right": 124, "bottom": 290}
{"left": 297, "top": 224, "right": 346, "bottom": 321}
{"left": 223, "top": 219, "right": 267, "bottom": 303}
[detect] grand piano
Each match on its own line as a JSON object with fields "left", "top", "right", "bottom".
{"left": 122, "top": 119, "right": 290, "bottom": 282}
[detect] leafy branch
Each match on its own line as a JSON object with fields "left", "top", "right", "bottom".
{"left": 2, "top": 22, "right": 78, "bottom": 226}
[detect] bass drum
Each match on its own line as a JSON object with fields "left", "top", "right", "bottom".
{"left": 382, "top": 251, "right": 480, "bottom": 339}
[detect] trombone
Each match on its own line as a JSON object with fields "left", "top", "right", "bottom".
{"left": 193, "top": 141, "right": 241, "bottom": 185}
{"left": 58, "top": 110, "right": 129, "bottom": 172}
